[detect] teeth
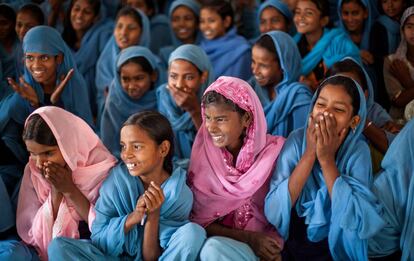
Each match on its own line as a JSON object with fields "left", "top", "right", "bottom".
{"left": 211, "top": 135, "right": 223, "bottom": 142}
{"left": 33, "top": 70, "right": 44, "bottom": 76}
{"left": 126, "top": 163, "right": 137, "bottom": 169}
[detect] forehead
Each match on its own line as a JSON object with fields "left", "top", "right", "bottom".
{"left": 73, "top": 0, "right": 92, "bottom": 7}
{"left": 261, "top": 6, "right": 284, "bottom": 17}
{"left": 204, "top": 102, "right": 239, "bottom": 116}
{"left": 200, "top": 8, "right": 220, "bottom": 17}
{"left": 117, "top": 15, "right": 140, "bottom": 25}
{"left": 317, "top": 84, "right": 354, "bottom": 104}
{"left": 169, "top": 59, "right": 198, "bottom": 72}
{"left": 120, "top": 62, "right": 145, "bottom": 74}
{"left": 405, "top": 15, "right": 414, "bottom": 25}
{"left": 173, "top": 5, "right": 195, "bottom": 16}
{"left": 296, "top": 0, "right": 319, "bottom": 10}
{"left": 25, "top": 139, "right": 58, "bottom": 152}
{"left": 120, "top": 124, "right": 152, "bottom": 141}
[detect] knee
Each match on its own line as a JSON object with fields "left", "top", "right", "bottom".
{"left": 199, "top": 237, "right": 224, "bottom": 260}
{"left": 47, "top": 237, "right": 68, "bottom": 259}
{"left": 177, "top": 222, "right": 206, "bottom": 248}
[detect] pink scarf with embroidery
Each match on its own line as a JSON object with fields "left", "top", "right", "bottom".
{"left": 16, "top": 107, "right": 117, "bottom": 260}
{"left": 189, "top": 76, "right": 285, "bottom": 246}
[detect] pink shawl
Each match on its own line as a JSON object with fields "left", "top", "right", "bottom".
{"left": 16, "top": 106, "right": 117, "bottom": 260}
{"left": 188, "top": 76, "right": 285, "bottom": 246}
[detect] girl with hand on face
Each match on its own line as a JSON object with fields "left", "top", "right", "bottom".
{"left": 258, "top": 0, "right": 293, "bottom": 35}
{"left": 0, "top": 106, "right": 116, "bottom": 261}
{"left": 100, "top": 46, "right": 161, "bottom": 158}
{"left": 199, "top": 0, "right": 252, "bottom": 81}
{"left": 250, "top": 31, "right": 312, "bottom": 137}
{"left": 95, "top": 6, "right": 151, "bottom": 124}
{"left": 159, "top": 0, "right": 201, "bottom": 67}
{"left": 384, "top": 6, "right": 414, "bottom": 122}
{"left": 157, "top": 44, "right": 213, "bottom": 161}
{"left": 48, "top": 111, "right": 206, "bottom": 261}
{"left": 293, "top": 0, "right": 360, "bottom": 91}
{"left": 265, "top": 75, "right": 384, "bottom": 260}
{"left": 62, "top": 0, "right": 113, "bottom": 117}
{"left": 189, "top": 76, "right": 286, "bottom": 261}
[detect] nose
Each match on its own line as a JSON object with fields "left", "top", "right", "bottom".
{"left": 33, "top": 155, "right": 45, "bottom": 170}
{"left": 206, "top": 120, "right": 217, "bottom": 133}
{"left": 251, "top": 63, "right": 258, "bottom": 75}
{"left": 176, "top": 77, "right": 184, "bottom": 89}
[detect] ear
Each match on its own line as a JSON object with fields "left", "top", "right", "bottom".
{"left": 200, "top": 71, "right": 208, "bottom": 84}
{"left": 56, "top": 53, "right": 63, "bottom": 65}
{"left": 242, "top": 112, "right": 252, "bottom": 128}
{"left": 159, "top": 140, "right": 170, "bottom": 158}
{"left": 223, "top": 16, "right": 232, "bottom": 30}
{"left": 320, "top": 16, "right": 329, "bottom": 28}
{"left": 151, "top": 71, "right": 158, "bottom": 83}
{"left": 350, "top": 115, "right": 361, "bottom": 130}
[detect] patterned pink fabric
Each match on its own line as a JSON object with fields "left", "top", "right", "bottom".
{"left": 189, "top": 76, "right": 285, "bottom": 246}
{"left": 16, "top": 107, "right": 117, "bottom": 260}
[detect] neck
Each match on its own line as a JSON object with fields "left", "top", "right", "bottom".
{"left": 140, "top": 168, "right": 169, "bottom": 190}
{"left": 42, "top": 76, "right": 57, "bottom": 94}
{"left": 182, "top": 35, "right": 196, "bottom": 44}
{"left": 407, "top": 45, "right": 414, "bottom": 62}
{"left": 266, "top": 85, "right": 277, "bottom": 100}
{"left": 226, "top": 139, "right": 244, "bottom": 166}
{"left": 305, "top": 28, "right": 324, "bottom": 49}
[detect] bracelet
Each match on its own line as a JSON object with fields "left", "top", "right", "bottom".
{"left": 365, "top": 121, "right": 373, "bottom": 130}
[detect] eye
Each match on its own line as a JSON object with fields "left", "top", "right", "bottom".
{"left": 169, "top": 73, "right": 177, "bottom": 80}
{"left": 315, "top": 102, "right": 325, "bottom": 108}
{"left": 185, "top": 75, "right": 194, "bottom": 80}
{"left": 120, "top": 144, "right": 126, "bottom": 151}
{"left": 25, "top": 55, "right": 34, "bottom": 62}
{"left": 45, "top": 151, "right": 54, "bottom": 157}
{"left": 134, "top": 144, "right": 142, "bottom": 150}
{"left": 40, "top": 55, "right": 50, "bottom": 62}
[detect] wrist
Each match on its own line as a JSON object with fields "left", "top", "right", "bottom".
{"left": 364, "top": 121, "right": 373, "bottom": 131}
{"left": 318, "top": 155, "right": 335, "bottom": 167}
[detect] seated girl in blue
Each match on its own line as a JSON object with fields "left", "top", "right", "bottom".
{"left": 257, "top": 0, "right": 293, "bottom": 35}
{"left": 157, "top": 44, "right": 214, "bottom": 160}
{"left": 0, "top": 4, "right": 20, "bottom": 81}
{"left": 95, "top": 6, "right": 150, "bottom": 122}
{"left": 48, "top": 111, "right": 206, "bottom": 261}
{"left": 199, "top": 0, "right": 252, "bottom": 80}
{"left": 62, "top": 0, "right": 114, "bottom": 117}
{"left": 368, "top": 118, "right": 414, "bottom": 260}
{"left": 250, "top": 31, "right": 312, "bottom": 137}
{"left": 100, "top": 46, "right": 160, "bottom": 158}
{"left": 293, "top": 0, "right": 359, "bottom": 91}
{"left": 159, "top": 0, "right": 202, "bottom": 66}
{"left": 265, "top": 75, "right": 384, "bottom": 260}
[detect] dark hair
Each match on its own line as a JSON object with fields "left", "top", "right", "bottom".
{"left": 254, "top": 34, "right": 280, "bottom": 64}
{"left": 18, "top": 3, "right": 45, "bottom": 25}
{"left": 202, "top": 91, "right": 246, "bottom": 116}
{"left": 120, "top": 56, "right": 154, "bottom": 75}
{"left": 377, "top": 0, "right": 409, "bottom": 16}
{"left": 62, "top": 0, "right": 100, "bottom": 49}
{"left": 23, "top": 114, "right": 58, "bottom": 146}
{"left": 326, "top": 59, "right": 368, "bottom": 91}
{"left": 116, "top": 6, "right": 143, "bottom": 28}
{"left": 123, "top": 111, "right": 174, "bottom": 174}
{"left": 310, "top": 0, "right": 330, "bottom": 18}
{"left": 0, "top": 4, "right": 17, "bottom": 39}
{"left": 201, "top": 0, "right": 234, "bottom": 30}
{"left": 340, "top": 0, "right": 367, "bottom": 10}
{"left": 317, "top": 75, "right": 360, "bottom": 116}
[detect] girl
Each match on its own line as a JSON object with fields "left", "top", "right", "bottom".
{"left": 189, "top": 76, "right": 285, "bottom": 261}
{"left": 159, "top": 0, "right": 201, "bottom": 66}
{"left": 95, "top": 6, "right": 151, "bottom": 123}
{"left": 264, "top": 75, "right": 384, "bottom": 260}
{"left": 384, "top": 6, "right": 414, "bottom": 122}
{"left": 100, "top": 46, "right": 161, "bottom": 158}
{"left": 15, "top": 3, "right": 45, "bottom": 77}
{"left": 0, "top": 4, "right": 19, "bottom": 81}
{"left": 48, "top": 111, "right": 206, "bottom": 260}
{"left": 250, "top": 31, "right": 312, "bottom": 137}
{"left": 7, "top": 25, "right": 93, "bottom": 126}
{"left": 157, "top": 44, "right": 214, "bottom": 160}
{"left": 40, "top": 0, "right": 70, "bottom": 33}
{"left": 368, "top": 118, "right": 414, "bottom": 260}
{"left": 1, "top": 106, "right": 116, "bottom": 260}
{"left": 62, "top": 0, "right": 113, "bottom": 117}
{"left": 293, "top": 0, "right": 360, "bottom": 91}
{"left": 199, "top": 0, "right": 252, "bottom": 81}
{"left": 258, "top": 0, "right": 293, "bottom": 34}
{"left": 338, "top": 0, "right": 378, "bottom": 65}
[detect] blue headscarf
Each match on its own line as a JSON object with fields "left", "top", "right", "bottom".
{"left": 95, "top": 8, "right": 151, "bottom": 114}
{"left": 159, "top": 0, "right": 202, "bottom": 65}
{"left": 22, "top": 25, "right": 93, "bottom": 126}
{"left": 91, "top": 163, "right": 192, "bottom": 256}
{"left": 156, "top": 44, "right": 214, "bottom": 159}
{"left": 200, "top": 27, "right": 252, "bottom": 80}
{"left": 377, "top": 15, "right": 401, "bottom": 54}
{"left": 368, "top": 119, "right": 414, "bottom": 260}
{"left": 100, "top": 46, "right": 158, "bottom": 158}
{"left": 250, "top": 31, "right": 312, "bottom": 137}
{"left": 258, "top": 0, "right": 293, "bottom": 25}
{"left": 337, "top": 0, "right": 379, "bottom": 50}
{"left": 265, "top": 75, "right": 384, "bottom": 260}
{"left": 295, "top": 28, "right": 360, "bottom": 76}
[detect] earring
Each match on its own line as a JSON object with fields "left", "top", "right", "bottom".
{"left": 352, "top": 128, "right": 356, "bottom": 134}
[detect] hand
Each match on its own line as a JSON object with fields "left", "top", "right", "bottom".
{"left": 360, "top": 50, "right": 374, "bottom": 65}
{"left": 43, "top": 161, "right": 75, "bottom": 194}
{"left": 314, "top": 112, "right": 348, "bottom": 164}
{"left": 166, "top": 84, "right": 200, "bottom": 113}
{"left": 390, "top": 59, "right": 413, "bottom": 89}
{"left": 246, "top": 231, "right": 281, "bottom": 261}
{"left": 143, "top": 182, "right": 165, "bottom": 215}
{"left": 50, "top": 69, "right": 74, "bottom": 104}
{"left": 305, "top": 116, "right": 317, "bottom": 157}
{"left": 8, "top": 76, "right": 39, "bottom": 108}
{"left": 382, "top": 121, "right": 402, "bottom": 134}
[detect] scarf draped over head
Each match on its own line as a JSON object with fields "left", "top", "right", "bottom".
{"left": 157, "top": 44, "right": 214, "bottom": 159}
{"left": 189, "top": 76, "right": 285, "bottom": 247}
{"left": 258, "top": 0, "right": 293, "bottom": 28}
{"left": 100, "top": 46, "right": 158, "bottom": 158}
{"left": 16, "top": 106, "right": 117, "bottom": 260}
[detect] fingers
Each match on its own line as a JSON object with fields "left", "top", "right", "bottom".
{"left": 7, "top": 77, "right": 21, "bottom": 93}
{"left": 51, "top": 69, "right": 74, "bottom": 104}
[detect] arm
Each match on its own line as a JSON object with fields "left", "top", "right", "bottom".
{"left": 363, "top": 121, "right": 389, "bottom": 153}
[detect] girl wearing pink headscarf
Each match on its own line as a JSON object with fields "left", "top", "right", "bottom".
{"left": 8, "top": 106, "right": 116, "bottom": 260}
{"left": 188, "top": 76, "right": 285, "bottom": 261}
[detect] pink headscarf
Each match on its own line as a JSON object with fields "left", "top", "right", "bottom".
{"left": 16, "top": 106, "right": 117, "bottom": 260}
{"left": 189, "top": 76, "right": 285, "bottom": 246}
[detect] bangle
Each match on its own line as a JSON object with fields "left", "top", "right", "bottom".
{"left": 365, "top": 121, "right": 373, "bottom": 130}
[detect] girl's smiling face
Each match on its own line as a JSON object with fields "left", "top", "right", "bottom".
{"left": 15, "top": 11, "right": 41, "bottom": 42}
{"left": 120, "top": 61, "right": 155, "bottom": 100}
{"left": 114, "top": 15, "right": 142, "bottom": 50}
{"left": 403, "top": 15, "right": 414, "bottom": 46}
{"left": 260, "top": 7, "right": 289, "bottom": 34}
{"left": 251, "top": 45, "right": 283, "bottom": 89}
{"left": 341, "top": 1, "right": 368, "bottom": 33}
{"left": 70, "top": 0, "right": 98, "bottom": 33}
{"left": 25, "top": 52, "right": 62, "bottom": 86}
{"left": 168, "top": 59, "right": 207, "bottom": 94}
{"left": 199, "top": 8, "right": 230, "bottom": 40}
{"left": 293, "top": 0, "right": 328, "bottom": 35}
{"left": 171, "top": 6, "right": 198, "bottom": 43}
{"left": 381, "top": 0, "right": 405, "bottom": 20}
{"left": 25, "top": 140, "right": 66, "bottom": 172}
